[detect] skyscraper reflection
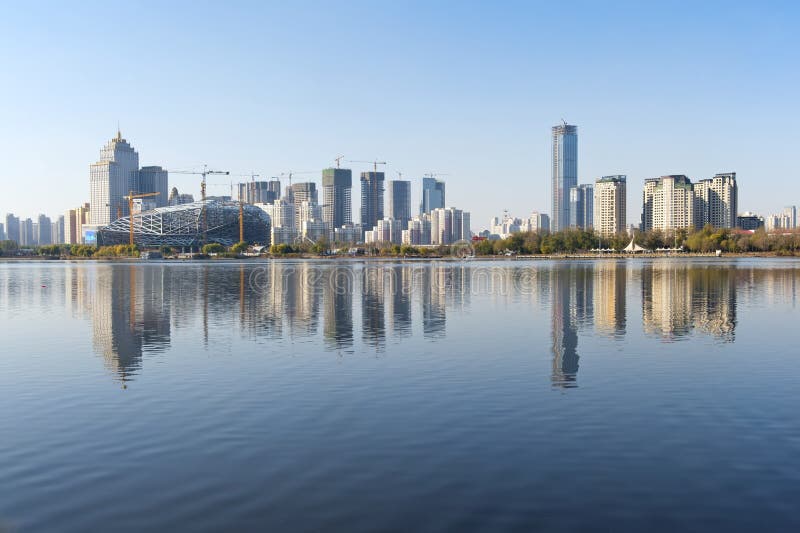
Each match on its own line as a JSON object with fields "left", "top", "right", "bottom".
{"left": 34, "top": 260, "right": 790, "bottom": 386}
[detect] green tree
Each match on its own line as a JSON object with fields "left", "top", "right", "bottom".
{"left": 230, "top": 241, "right": 248, "bottom": 255}
{"left": 201, "top": 243, "right": 225, "bottom": 255}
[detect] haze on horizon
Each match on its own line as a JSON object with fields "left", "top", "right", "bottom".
{"left": 0, "top": 0, "right": 798, "bottom": 229}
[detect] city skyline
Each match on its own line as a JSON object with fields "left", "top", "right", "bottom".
{"left": 1, "top": 2, "right": 798, "bottom": 227}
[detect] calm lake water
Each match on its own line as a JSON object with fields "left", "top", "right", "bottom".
{"left": 1, "top": 259, "right": 799, "bottom": 532}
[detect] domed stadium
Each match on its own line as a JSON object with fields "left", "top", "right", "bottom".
{"left": 98, "top": 200, "right": 271, "bottom": 247}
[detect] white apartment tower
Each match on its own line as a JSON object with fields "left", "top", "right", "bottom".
{"left": 593, "top": 175, "right": 627, "bottom": 236}
{"left": 693, "top": 172, "right": 738, "bottom": 229}
{"left": 89, "top": 130, "right": 140, "bottom": 225}
{"left": 642, "top": 175, "right": 695, "bottom": 232}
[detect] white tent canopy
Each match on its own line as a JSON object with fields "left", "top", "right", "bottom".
{"left": 623, "top": 237, "right": 647, "bottom": 253}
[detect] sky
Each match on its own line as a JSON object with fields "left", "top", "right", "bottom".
{"left": 0, "top": 0, "right": 798, "bottom": 230}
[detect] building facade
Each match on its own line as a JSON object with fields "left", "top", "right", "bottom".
{"left": 642, "top": 175, "right": 695, "bottom": 232}
{"left": 360, "top": 172, "right": 385, "bottom": 229}
{"left": 386, "top": 180, "right": 411, "bottom": 226}
{"left": 138, "top": 166, "right": 169, "bottom": 207}
{"left": 322, "top": 168, "right": 352, "bottom": 229}
{"left": 569, "top": 183, "right": 594, "bottom": 229}
{"left": 89, "top": 130, "right": 140, "bottom": 225}
{"left": 693, "top": 172, "right": 738, "bottom": 229}
{"left": 420, "top": 177, "right": 446, "bottom": 215}
{"left": 594, "top": 175, "right": 627, "bottom": 236}
{"left": 551, "top": 122, "right": 578, "bottom": 232}
{"left": 4, "top": 214, "right": 20, "bottom": 244}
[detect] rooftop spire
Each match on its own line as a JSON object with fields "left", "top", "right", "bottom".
{"left": 115, "top": 121, "right": 121, "bottom": 141}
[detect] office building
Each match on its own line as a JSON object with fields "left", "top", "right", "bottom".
{"left": 569, "top": 183, "right": 594, "bottom": 229}
{"left": 551, "top": 122, "right": 578, "bottom": 232}
{"left": 52, "top": 215, "right": 65, "bottom": 245}
{"left": 420, "top": 177, "right": 445, "bottom": 215}
{"left": 693, "top": 172, "right": 738, "bottom": 229}
{"left": 386, "top": 180, "right": 411, "bottom": 226}
{"left": 322, "top": 168, "right": 352, "bottom": 229}
{"left": 737, "top": 212, "right": 764, "bottom": 231}
{"left": 642, "top": 175, "right": 695, "bottom": 232}
{"left": 138, "top": 166, "right": 169, "bottom": 207}
{"left": 0, "top": 222, "right": 4, "bottom": 241}
{"left": 89, "top": 130, "right": 140, "bottom": 225}
{"left": 360, "top": 172, "right": 385, "bottom": 229}
{"left": 594, "top": 175, "right": 627, "bottom": 236}
{"left": 5, "top": 214, "right": 20, "bottom": 244}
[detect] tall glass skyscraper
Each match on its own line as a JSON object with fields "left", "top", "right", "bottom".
{"left": 386, "top": 180, "right": 411, "bottom": 225}
{"left": 420, "top": 177, "right": 445, "bottom": 215}
{"left": 551, "top": 122, "right": 578, "bottom": 232}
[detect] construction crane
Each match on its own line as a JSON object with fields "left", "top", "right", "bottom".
{"left": 423, "top": 172, "right": 450, "bottom": 180}
{"left": 334, "top": 155, "right": 345, "bottom": 168}
{"left": 348, "top": 160, "right": 387, "bottom": 173}
{"left": 169, "top": 165, "right": 230, "bottom": 245}
{"left": 123, "top": 191, "right": 160, "bottom": 245}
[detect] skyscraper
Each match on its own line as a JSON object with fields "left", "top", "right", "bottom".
{"left": 551, "top": 122, "right": 578, "bottom": 232}
{"left": 569, "top": 183, "right": 594, "bottom": 229}
{"left": 237, "top": 180, "right": 281, "bottom": 205}
{"left": 89, "top": 130, "right": 140, "bottom": 225}
{"left": 360, "top": 172, "right": 385, "bottom": 229}
{"left": 420, "top": 177, "right": 445, "bottom": 215}
{"left": 4, "top": 214, "right": 20, "bottom": 244}
{"left": 138, "top": 166, "right": 169, "bottom": 207}
{"left": 386, "top": 180, "right": 411, "bottom": 225}
{"left": 693, "top": 172, "right": 738, "bottom": 229}
{"left": 594, "top": 175, "right": 627, "bottom": 236}
{"left": 322, "top": 168, "right": 352, "bottom": 229}
{"left": 36, "top": 214, "right": 52, "bottom": 245}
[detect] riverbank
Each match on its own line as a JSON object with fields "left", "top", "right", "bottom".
{"left": 2, "top": 251, "right": 799, "bottom": 262}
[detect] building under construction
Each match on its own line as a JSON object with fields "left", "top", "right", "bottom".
{"left": 97, "top": 200, "right": 271, "bottom": 248}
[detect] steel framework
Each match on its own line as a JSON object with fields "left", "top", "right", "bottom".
{"left": 98, "top": 200, "right": 270, "bottom": 247}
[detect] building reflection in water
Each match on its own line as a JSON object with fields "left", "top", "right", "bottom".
{"left": 45, "top": 260, "right": 800, "bottom": 386}
{"left": 641, "top": 261, "right": 736, "bottom": 342}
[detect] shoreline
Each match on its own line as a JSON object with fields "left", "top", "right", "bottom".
{"left": 2, "top": 252, "right": 799, "bottom": 263}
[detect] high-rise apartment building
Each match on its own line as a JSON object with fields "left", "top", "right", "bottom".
{"left": 420, "top": 177, "right": 445, "bottom": 215}
{"left": 783, "top": 205, "right": 797, "bottom": 229}
{"left": 4, "top": 214, "right": 20, "bottom": 244}
{"left": 36, "top": 214, "right": 52, "bottom": 245}
{"left": 430, "top": 207, "right": 470, "bottom": 245}
{"left": 322, "top": 168, "right": 352, "bottom": 229}
{"left": 20, "top": 218, "right": 34, "bottom": 246}
{"left": 551, "top": 122, "right": 578, "bottom": 232}
{"left": 594, "top": 175, "right": 627, "bottom": 236}
{"left": 360, "top": 172, "right": 385, "bottom": 229}
{"left": 0, "top": 223, "right": 4, "bottom": 241}
{"left": 89, "top": 130, "right": 140, "bottom": 225}
{"left": 138, "top": 166, "right": 169, "bottom": 207}
{"left": 693, "top": 172, "right": 738, "bottom": 229}
{"left": 386, "top": 180, "right": 411, "bottom": 226}
{"left": 237, "top": 180, "right": 281, "bottom": 205}
{"left": 52, "top": 215, "right": 65, "bottom": 245}
{"left": 642, "top": 175, "right": 695, "bottom": 232}
{"left": 569, "top": 183, "right": 594, "bottom": 229}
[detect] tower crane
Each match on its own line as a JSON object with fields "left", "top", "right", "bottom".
{"left": 348, "top": 160, "right": 387, "bottom": 173}
{"left": 123, "top": 191, "right": 160, "bottom": 246}
{"left": 168, "top": 165, "right": 230, "bottom": 245}
{"left": 334, "top": 155, "right": 345, "bottom": 168}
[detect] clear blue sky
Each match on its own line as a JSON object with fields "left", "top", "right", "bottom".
{"left": 1, "top": 0, "right": 798, "bottom": 229}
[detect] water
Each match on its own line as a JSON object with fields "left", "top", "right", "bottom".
{"left": 1, "top": 259, "right": 799, "bottom": 532}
